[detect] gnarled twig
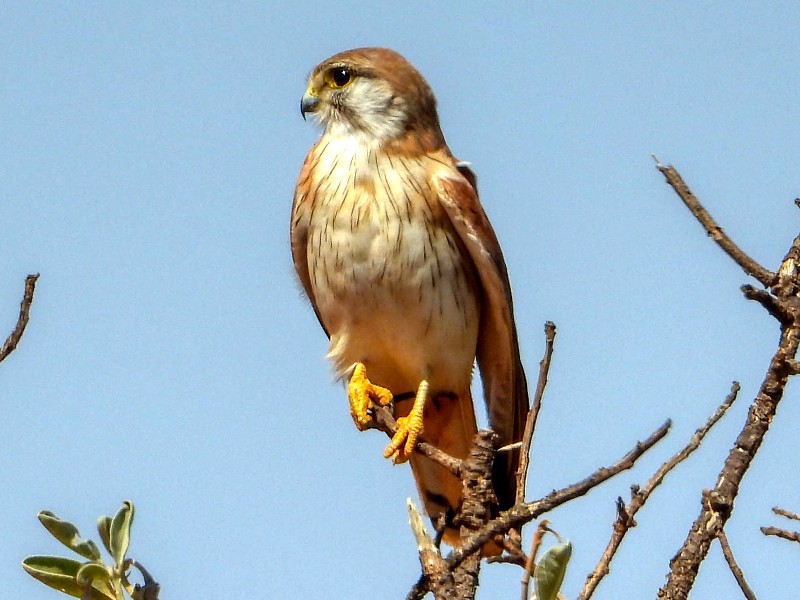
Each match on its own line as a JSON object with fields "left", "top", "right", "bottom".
{"left": 578, "top": 382, "right": 739, "bottom": 600}
{"left": 0, "top": 274, "right": 39, "bottom": 364}
{"left": 653, "top": 158, "right": 775, "bottom": 287}
{"left": 656, "top": 164, "right": 800, "bottom": 599}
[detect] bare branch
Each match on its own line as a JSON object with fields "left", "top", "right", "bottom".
{"left": 0, "top": 274, "right": 40, "bottom": 364}
{"left": 407, "top": 500, "right": 456, "bottom": 600}
{"left": 521, "top": 520, "right": 551, "bottom": 600}
{"left": 371, "top": 405, "right": 463, "bottom": 477}
{"left": 772, "top": 506, "right": 800, "bottom": 522}
{"left": 657, "top": 164, "right": 800, "bottom": 599}
{"left": 659, "top": 317, "right": 800, "bottom": 599}
{"left": 515, "top": 321, "right": 557, "bottom": 505}
{"left": 761, "top": 526, "right": 800, "bottom": 544}
{"left": 760, "top": 506, "right": 800, "bottom": 547}
{"left": 579, "top": 382, "right": 739, "bottom": 600}
{"left": 653, "top": 159, "right": 775, "bottom": 287}
{"left": 740, "top": 286, "right": 796, "bottom": 324}
{"left": 407, "top": 431, "right": 499, "bottom": 600}
{"left": 447, "top": 419, "right": 671, "bottom": 571}
{"left": 717, "top": 530, "right": 758, "bottom": 600}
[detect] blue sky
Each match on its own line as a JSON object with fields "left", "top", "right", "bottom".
{"left": 2, "top": 3, "right": 799, "bottom": 599}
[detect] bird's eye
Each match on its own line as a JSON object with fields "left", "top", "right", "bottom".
{"left": 325, "top": 67, "right": 353, "bottom": 89}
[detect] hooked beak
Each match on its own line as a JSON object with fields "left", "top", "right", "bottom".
{"left": 300, "top": 88, "right": 319, "bottom": 121}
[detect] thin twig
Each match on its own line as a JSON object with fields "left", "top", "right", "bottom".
{"left": 717, "top": 530, "right": 758, "bottom": 600}
{"left": 579, "top": 382, "right": 739, "bottom": 600}
{"left": 372, "top": 405, "right": 463, "bottom": 477}
{"left": 447, "top": 419, "right": 671, "bottom": 571}
{"left": 0, "top": 274, "right": 40, "bottom": 364}
{"left": 521, "top": 520, "right": 550, "bottom": 600}
{"left": 772, "top": 506, "right": 800, "bottom": 522}
{"left": 652, "top": 158, "right": 776, "bottom": 287}
{"left": 128, "top": 560, "right": 161, "bottom": 600}
{"left": 515, "top": 321, "right": 557, "bottom": 505}
{"left": 741, "top": 286, "right": 795, "bottom": 324}
{"left": 761, "top": 526, "right": 800, "bottom": 543}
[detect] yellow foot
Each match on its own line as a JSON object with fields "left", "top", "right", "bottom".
{"left": 348, "top": 363, "right": 393, "bottom": 430}
{"left": 384, "top": 379, "right": 429, "bottom": 463}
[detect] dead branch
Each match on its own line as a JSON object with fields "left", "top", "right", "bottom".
{"left": 451, "top": 431, "right": 498, "bottom": 599}
{"left": 0, "top": 274, "right": 39, "bottom": 364}
{"left": 772, "top": 506, "right": 800, "bottom": 522}
{"left": 515, "top": 321, "right": 557, "bottom": 505}
{"left": 447, "top": 419, "right": 671, "bottom": 572}
{"left": 761, "top": 526, "right": 800, "bottom": 544}
{"left": 717, "top": 530, "right": 758, "bottom": 600}
{"left": 521, "top": 520, "right": 552, "bottom": 600}
{"left": 761, "top": 506, "right": 800, "bottom": 545}
{"left": 656, "top": 164, "right": 800, "bottom": 600}
{"left": 406, "top": 431, "right": 499, "bottom": 600}
{"left": 578, "top": 382, "right": 740, "bottom": 600}
{"left": 371, "top": 405, "right": 463, "bottom": 477}
{"left": 653, "top": 158, "right": 776, "bottom": 287}
{"left": 505, "top": 321, "right": 557, "bottom": 557}
{"left": 408, "top": 500, "right": 457, "bottom": 600}
{"left": 740, "top": 286, "right": 796, "bottom": 324}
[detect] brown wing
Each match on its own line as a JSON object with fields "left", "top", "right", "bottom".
{"left": 290, "top": 146, "right": 330, "bottom": 338}
{"left": 434, "top": 163, "right": 529, "bottom": 510}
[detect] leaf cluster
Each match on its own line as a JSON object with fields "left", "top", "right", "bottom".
{"left": 22, "top": 501, "right": 144, "bottom": 600}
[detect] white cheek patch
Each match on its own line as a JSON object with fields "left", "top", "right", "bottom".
{"left": 323, "top": 79, "right": 407, "bottom": 143}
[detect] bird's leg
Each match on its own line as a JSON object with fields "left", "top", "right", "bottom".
{"left": 384, "top": 379, "right": 429, "bottom": 463}
{"left": 348, "top": 362, "right": 393, "bottom": 430}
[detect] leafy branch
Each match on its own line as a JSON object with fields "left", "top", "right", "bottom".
{"left": 22, "top": 501, "right": 159, "bottom": 600}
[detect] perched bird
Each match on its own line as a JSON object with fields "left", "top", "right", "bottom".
{"left": 291, "top": 47, "right": 529, "bottom": 545}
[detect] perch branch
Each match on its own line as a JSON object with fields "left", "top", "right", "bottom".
{"left": 371, "top": 405, "right": 463, "bottom": 477}
{"left": 653, "top": 158, "right": 775, "bottom": 287}
{"left": 0, "top": 273, "right": 40, "bottom": 364}
{"left": 578, "top": 382, "right": 739, "bottom": 600}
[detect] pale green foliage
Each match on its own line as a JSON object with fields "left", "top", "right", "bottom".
{"left": 22, "top": 502, "right": 138, "bottom": 600}
{"left": 534, "top": 542, "right": 572, "bottom": 600}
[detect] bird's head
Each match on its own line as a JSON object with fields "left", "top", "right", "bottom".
{"left": 300, "top": 47, "right": 445, "bottom": 149}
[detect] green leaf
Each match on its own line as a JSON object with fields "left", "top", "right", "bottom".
{"left": 22, "top": 556, "right": 113, "bottom": 600}
{"left": 109, "top": 501, "right": 135, "bottom": 565}
{"left": 534, "top": 542, "right": 572, "bottom": 600}
{"left": 76, "top": 562, "right": 111, "bottom": 584}
{"left": 76, "top": 563, "right": 116, "bottom": 599}
{"left": 96, "top": 516, "right": 112, "bottom": 556}
{"left": 38, "top": 511, "right": 102, "bottom": 561}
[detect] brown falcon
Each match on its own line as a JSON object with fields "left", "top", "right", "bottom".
{"left": 291, "top": 47, "right": 529, "bottom": 545}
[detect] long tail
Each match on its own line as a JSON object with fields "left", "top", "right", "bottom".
{"left": 398, "top": 389, "right": 477, "bottom": 546}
